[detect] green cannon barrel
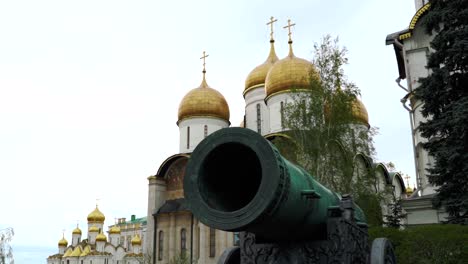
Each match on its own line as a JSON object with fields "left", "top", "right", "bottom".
{"left": 184, "top": 127, "right": 366, "bottom": 241}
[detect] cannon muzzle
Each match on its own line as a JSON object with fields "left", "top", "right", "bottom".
{"left": 184, "top": 127, "right": 365, "bottom": 241}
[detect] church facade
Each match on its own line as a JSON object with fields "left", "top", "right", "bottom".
{"left": 385, "top": 0, "right": 448, "bottom": 225}
{"left": 47, "top": 206, "right": 147, "bottom": 264}
{"left": 146, "top": 18, "right": 408, "bottom": 264}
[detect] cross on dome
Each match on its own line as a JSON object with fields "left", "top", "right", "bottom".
{"left": 283, "top": 19, "right": 296, "bottom": 44}
{"left": 200, "top": 51, "right": 209, "bottom": 74}
{"left": 267, "top": 16, "right": 278, "bottom": 41}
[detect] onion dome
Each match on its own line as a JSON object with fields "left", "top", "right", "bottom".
{"left": 96, "top": 232, "right": 107, "bottom": 242}
{"left": 58, "top": 236, "right": 68, "bottom": 247}
{"left": 87, "top": 206, "right": 105, "bottom": 223}
{"left": 406, "top": 186, "right": 413, "bottom": 194}
{"left": 264, "top": 29, "right": 319, "bottom": 100}
{"left": 89, "top": 225, "right": 99, "bottom": 233}
{"left": 72, "top": 227, "right": 82, "bottom": 235}
{"left": 351, "top": 98, "right": 369, "bottom": 127}
{"left": 178, "top": 71, "right": 230, "bottom": 123}
{"left": 109, "top": 225, "right": 121, "bottom": 235}
{"left": 244, "top": 40, "right": 279, "bottom": 95}
{"left": 131, "top": 234, "right": 142, "bottom": 246}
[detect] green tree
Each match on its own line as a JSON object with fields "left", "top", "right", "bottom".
{"left": 281, "top": 35, "right": 385, "bottom": 225}
{"left": 283, "top": 35, "right": 377, "bottom": 193}
{"left": 383, "top": 195, "right": 407, "bottom": 228}
{"left": 416, "top": 0, "right": 468, "bottom": 223}
{"left": 0, "top": 228, "right": 14, "bottom": 264}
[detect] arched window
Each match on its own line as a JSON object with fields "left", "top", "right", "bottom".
{"left": 256, "top": 104, "right": 261, "bottom": 134}
{"left": 280, "top": 101, "right": 284, "bottom": 128}
{"left": 187, "top": 126, "right": 190, "bottom": 149}
{"left": 209, "top": 228, "right": 216, "bottom": 257}
{"left": 180, "top": 228, "right": 187, "bottom": 253}
{"left": 158, "top": 230, "right": 164, "bottom": 260}
{"left": 204, "top": 125, "right": 208, "bottom": 138}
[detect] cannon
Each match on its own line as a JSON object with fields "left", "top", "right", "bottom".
{"left": 184, "top": 127, "right": 396, "bottom": 264}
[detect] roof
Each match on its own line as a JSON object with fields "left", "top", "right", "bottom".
{"left": 155, "top": 198, "right": 189, "bottom": 214}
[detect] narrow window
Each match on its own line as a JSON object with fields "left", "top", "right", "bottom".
{"left": 256, "top": 104, "right": 261, "bottom": 134}
{"left": 158, "top": 230, "right": 164, "bottom": 260}
{"left": 280, "top": 101, "right": 284, "bottom": 128}
{"left": 187, "top": 126, "right": 190, "bottom": 149}
{"left": 204, "top": 125, "right": 208, "bottom": 138}
{"left": 209, "top": 228, "right": 216, "bottom": 257}
{"left": 181, "top": 228, "right": 187, "bottom": 254}
{"left": 233, "top": 232, "right": 240, "bottom": 246}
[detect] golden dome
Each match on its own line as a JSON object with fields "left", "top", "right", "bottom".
{"left": 244, "top": 40, "right": 279, "bottom": 95}
{"left": 109, "top": 225, "right": 121, "bottom": 235}
{"left": 72, "top": 227, "right": 82, "bottom": 235}
{"left": 131, "top": 234, "right": 142, "bottom": 246}
{"left": 406, "top": 186, "right": 413, "bottom": 194}
{"left": 87, "top": 206, "right": 105, "bottom": 223}
{"left": 88, "top": 225, "right": 99, "bottom": 233}
{"left": 351, "top": 98, "right": 369, "bottom": 127}
{"left": 96, "top": 232, "right": 107, "bottom": 242}
{"left": 265, "top": 45, "right": 319, "bottom": 100}
{"left": 178, "top": 76, "right": 230, "bottom": 123}
{"left": 58, "top": 237, "right": 68, "bottom": 247}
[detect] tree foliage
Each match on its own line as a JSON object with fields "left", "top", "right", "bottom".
{"left": 383, "top": 195, "right": 407, "bottom": 228}
{"left": 416, "top": 0, "right": 468, "bottom": 223}
{"left": 282, "top": 35, "right": 377, "bottom": 194}
{"left": 0, "top": 228, "right": 14, "bottom": 264}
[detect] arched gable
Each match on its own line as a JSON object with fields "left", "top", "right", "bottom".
{"left": 156, "top": 153, "right": 190, "bottom": 179}
{"left": 399, "top": 2, "right": 431, "bottom": 40}
{"left": 390, "top": 172, "right": 406, "bottom": 198}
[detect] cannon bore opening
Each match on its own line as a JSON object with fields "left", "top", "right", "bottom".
{"left": 199, "top": 142, "right": 262, "bottom": 212}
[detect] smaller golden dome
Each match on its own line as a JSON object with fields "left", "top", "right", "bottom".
{"left": 72, "top": 227, "right": 82, "bottom": 235}
{"left": 87, "top": 206, "right": 105, "bottom": 223}
{"left": 406, "top": 186, "right": 413, "bottom": 194}
{"left": 351, "top": 98, "right": 369, "bottom": 127}
{"left": 131, "top": 234, "right": 142, "bottom": 246}
{"left": 265, "top": 45, "right": 319, "bottom": 100}
{"left": 88, "top": 225, "right": 99, "bottom": 233}
{"left": 109, "top": 225, "right": 121, "bottom": 235}
{"left": 96, "top": 232, "right": 107, "bottom": 242}
{"left": 178, "top": 76, "right": 230, "bottom": 123}
{"left": 244, "top": 41, "right": 279, "bottom": 95}
{"left": 58, "top": 237, "right": 68, "bottom": 247}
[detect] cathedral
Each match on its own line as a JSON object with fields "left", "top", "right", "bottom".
{"left": 47, "top": 206, "right": 147, "bottom": 264}
{"left": 145, "top": 18, "right": 408, "bottom": 264}
{"left": 386, "top": 0, "right": 448, "bottom": 224}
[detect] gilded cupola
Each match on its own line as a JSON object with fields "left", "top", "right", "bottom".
{"left": 109, "top": 225, "right": 121, "bottom": 235}
{"left": 72, "top": 226, "right": 82, "bottom": 235}
{"left": 177, "top": 52, "right": 230, "bottom": 123}
{"left": 58, "top": 236, "right": 68, "bottom": 247}
{"left": 88, "top": 225, "right": 99, "bottom": 233}
{"left": 264, "top": 19, "right": 319, "bottom": 100}
{"left": 351, "top": 98, "right": 369, "bottom": 127}
{"left": 244, "top": 17, "right": 279, "bottom": 95}
{"left": 96, "top": 232, "right": 107, "bottom": 242}
{"left": 87, "top": 205, "right": 105, "bottom": 223}
{"left": 131, "top": 234, "right": 142, "bottom": 246}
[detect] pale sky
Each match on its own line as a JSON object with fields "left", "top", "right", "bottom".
{"left": 0, "top": 0, "right": 416, "bottom": 251}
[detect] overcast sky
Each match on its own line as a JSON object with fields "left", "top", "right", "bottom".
{"left": 0, "top": 0, "right": 416, "bottom": 250}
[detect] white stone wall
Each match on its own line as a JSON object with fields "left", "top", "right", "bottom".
{"left": 145, "top": 177, "right": 167, "bottom": 255}
{"left": 402, "top": 25, "right": 437, "bottom": 195}
{"left": 266, "top": 93, "right": 293, "bottom": 133}
{"left": 178, "top": 117, "right": 229, "bottom": 153}
{"left": 244, "top": 86, "right": 270, "bottom": 135}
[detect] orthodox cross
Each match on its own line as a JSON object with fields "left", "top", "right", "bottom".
{"left": 283, "top": 19, "right": 296, "bottom": 43}
{"left": 200, "top": 51, "right": 209, "bottom": 73}
{"left": 62, "top": 229, "right": 65, "bottom": 237}
{"left": 96, "top": 198, "right": 100, "bottom": 207}
{"left": 404, "top": 174, "right": 411, "bottom": 185}
{"left": 267, "top": 16, "right": 278, "bottom": 41}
